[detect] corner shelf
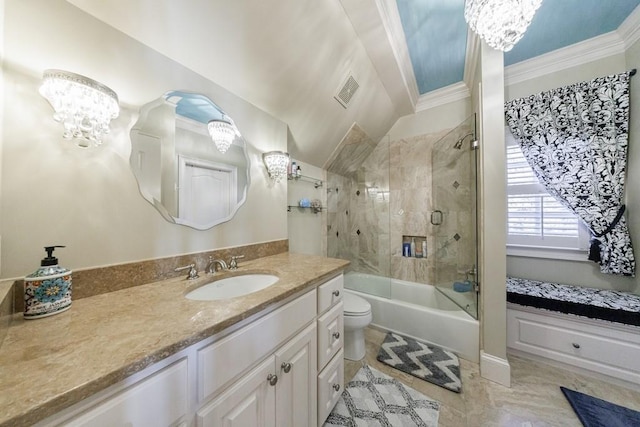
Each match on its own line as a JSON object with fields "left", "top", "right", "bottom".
{"left": 287, "top": 173, "right": 323, "bottom": 188}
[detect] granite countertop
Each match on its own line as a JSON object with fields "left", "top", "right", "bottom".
{"left": 0, "top": 252, "right": 349, "bottom": 427}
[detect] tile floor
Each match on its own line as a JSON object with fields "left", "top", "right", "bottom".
{"left": 343, "top": 327, "right": 640, "bottom": 426}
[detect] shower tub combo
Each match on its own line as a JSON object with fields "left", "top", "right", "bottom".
{"left": 345, "top": 272, "right": 479, "bottom": 362}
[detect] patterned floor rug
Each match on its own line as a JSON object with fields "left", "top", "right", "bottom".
{"left": 376, "top": 332, "right": 461, "bottom": 393}
{"left": 323, "top": 364, "right": 440, "bottom": 427}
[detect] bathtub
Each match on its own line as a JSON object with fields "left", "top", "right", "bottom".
{"left": 344, "top": 272, "right": 479, "bottom": 362}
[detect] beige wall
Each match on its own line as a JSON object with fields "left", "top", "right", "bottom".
{"left": 505, "top": 52, "right": 640, "bottom": 293}
{"left": 1, "top": 0, "right": 288, "bottom": 279}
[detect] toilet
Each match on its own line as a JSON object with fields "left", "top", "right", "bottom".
{"left": 342, "top": 291, "right": 373, "bottom": 360}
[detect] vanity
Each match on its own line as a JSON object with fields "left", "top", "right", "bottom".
{"left": 0, "top": 253, "right": 348, "bottom": 427}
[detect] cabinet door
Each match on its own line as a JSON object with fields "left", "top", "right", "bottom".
{"left": 274, "top": 322, "right": 318, "bottom": 427}
{"left": 197, "top": 356, "right": 276, "bottom": 427}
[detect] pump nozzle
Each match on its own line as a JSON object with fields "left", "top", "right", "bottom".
{"left": 42, "top": 245, "right": 65, "bottom": 266}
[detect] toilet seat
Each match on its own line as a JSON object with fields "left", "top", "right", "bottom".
{"left": 343, "top": 292, "right": 371, "bottom": 316}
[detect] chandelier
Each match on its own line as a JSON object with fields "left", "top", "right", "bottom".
{"left": 207, "top": 118, "right": 236, "bottom": 154}
{"left": 464, "top": 0, "right": 542, "bottom": 52}
{"left": 262, "top": 151, "right": 290, "bottom": 182}
{"left": 39, "top": 69, "right": 119, "bottom": 147}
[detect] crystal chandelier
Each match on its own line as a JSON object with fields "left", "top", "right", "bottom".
{"left": 262, "top": 151, "right": 290, "bottom": 182}
{"left": 207, "top": 118, "right": 236, "bottom": 154}
{"left": 39, "top": 70, "right": 119, "bottom": 148}
{"left": 464, "top": 0, "right": 542, "bottom": 52}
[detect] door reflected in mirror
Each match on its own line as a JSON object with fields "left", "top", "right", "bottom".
{"left": 130, "top": 91, "right": 250, "bottom": 230}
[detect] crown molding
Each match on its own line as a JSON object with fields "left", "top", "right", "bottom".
{"left": 376, "top": 0, "right": 420, "bottom": 108}
{"left": 415, "top": 81, "right": 470, "bottom": 112}
{"left": 504, "top": 31, "right": 625, "bottom": 87}
{"left": 618, "top": 4, "right": 640, "bottom": 49}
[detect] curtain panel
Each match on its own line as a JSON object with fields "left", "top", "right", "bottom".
{"left": 504, "top": 71, "right": 635, "bottom": 277}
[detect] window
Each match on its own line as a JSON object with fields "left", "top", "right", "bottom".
{"left": 506, "top": 131, "right": 589, "bottom": 258}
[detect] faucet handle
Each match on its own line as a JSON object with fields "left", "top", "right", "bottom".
{"left": 175, "top": 263, "right": 199, "bottom": 280}
{"left": 229, "top": 255, "right": 245, "bottom": 270}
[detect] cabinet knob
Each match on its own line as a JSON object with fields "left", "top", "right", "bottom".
{"left": 333, "top": 383, "right": 341, "bottom": 392}
{"left": 333, "top": 332, "right": 341, "bottom": 340}
{"left": 333, "top": 290, "right": 340, "bottom": 297}
{"left": 281, "top": 362, "right": 292, "bottom": 373}
{"left": 572, "top": 343, "right": 581, "bottom": 349}
{"left": 267, "top": 373, "right": 278, "bottom": 386}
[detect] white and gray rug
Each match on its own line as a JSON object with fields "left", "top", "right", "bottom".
{"left": 376, "top": 332, "right": 461, "bottom": 393}
{"left": 323, "top": 364, "right": 440, "bottom": 427}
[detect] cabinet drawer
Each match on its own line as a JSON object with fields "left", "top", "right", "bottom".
{"left": 198, "top": 289, "right": 317, "bottom": 402}
{"left": 317, "top": 274, "right": 343, "bottom": 314}
{"left": 317, "top": 301, "right": 343, "bottom": 370}
{"left": 317, "top": 349, "right": 344, "bottom": 426}
{"left": 508, "top": 309, "right": 640, "bottom": 377}
{"left": 64, "top": 359, "right": 188, "bottom": 427}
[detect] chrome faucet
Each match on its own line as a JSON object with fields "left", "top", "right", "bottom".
{"left": 175, "top": 263, "right": 199, "bottom": 280}
{"left": 206, "top": 256, "right": 228, "bottom": 274}
{"left": 228, "top": 255, "right": 245, "bottom": 270}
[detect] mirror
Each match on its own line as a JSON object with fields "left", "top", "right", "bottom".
{"left": 130, "top": 91, "right": 250, "bottom": 230}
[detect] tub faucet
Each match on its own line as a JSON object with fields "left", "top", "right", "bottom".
{"left": 206, "top": 256, "right": 228, "bottom": 274}
{"left": 228, "top": 255, "right": 245, "bottom": 270}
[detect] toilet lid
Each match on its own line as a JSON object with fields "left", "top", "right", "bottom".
{"left": 343, "top": 292, "right": 371, "bottom": 315}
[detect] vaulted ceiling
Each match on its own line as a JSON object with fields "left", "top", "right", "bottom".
{"left": 64, "top": 0, "right": 640, "bottom": 167}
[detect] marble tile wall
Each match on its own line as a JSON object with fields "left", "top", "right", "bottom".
{"left": 327, "top": 118, "right": 477, "bottom": 290}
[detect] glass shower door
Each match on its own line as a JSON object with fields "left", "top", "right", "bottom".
{"left": 431, "top": 115, "right": 479, "bottom": 319}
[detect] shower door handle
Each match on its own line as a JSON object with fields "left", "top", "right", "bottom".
{"left": 431, "top": 210, "right": 443, "bottom": 225}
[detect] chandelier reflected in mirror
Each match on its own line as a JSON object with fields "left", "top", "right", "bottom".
{"left": 207, "top": 118, "right": 236, "bottom": 154}
{"left": 464, "top": 0, "right": 542, "bottom": 52}
{"left": 39, "top": 69, "right": 119, "bottom": 147}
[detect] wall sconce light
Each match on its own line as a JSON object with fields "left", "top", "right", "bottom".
{"left": 39, "top": 69, "right": 119, "bottom": 148}
{"left": 262, "top": 151, "right": 290, "bottom": 182}
{"left": 464, "top": 0, "right": 542, "bottom": 52}
{"left": 208, "top": 117, "right": 236, "bottom": 154}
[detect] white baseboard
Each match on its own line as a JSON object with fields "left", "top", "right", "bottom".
{"left": 480, "top": 351, "right": 511, "bottom": 387}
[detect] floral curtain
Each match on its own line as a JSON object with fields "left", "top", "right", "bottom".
{"left": 504, "top": 71, "right": 635, "bottom": 277}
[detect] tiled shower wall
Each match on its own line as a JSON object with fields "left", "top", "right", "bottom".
{"left": 327, "top": 121, "right": 476, "bottom": 288}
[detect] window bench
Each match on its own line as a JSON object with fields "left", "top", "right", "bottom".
{"left": 506, "top": 277, "right": 640, "bottom": 386}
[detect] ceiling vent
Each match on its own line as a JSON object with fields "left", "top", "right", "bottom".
{"left": 334, "top": 74, "right": 359, "bottom": 109}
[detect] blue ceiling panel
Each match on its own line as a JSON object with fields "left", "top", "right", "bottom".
{"left": 396, "top": 0, "right": 468, "bottom": 94}
{"left": 165, "top": 91, "right": 225, "bottom": 124}
{"left": 395, "top": 0, "right": 639, "bottom": 96}
{"left": 505, "top": 0, "right": 640, "bottom": 66}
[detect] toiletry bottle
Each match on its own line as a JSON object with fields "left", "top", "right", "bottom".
{"left": 24, "top": 246, "right": 72, "bottom": 319}
{"left": 422, "top": 239, "right": 427, "bottom": 258}
{"left": 410, "top": 237, "right": 416, "bottom": 257}
{"left": 296, "top": 165, "right": 302, "bottom": 177}
{"left": 290, "top": 161, "right": 297, "bottom": 178}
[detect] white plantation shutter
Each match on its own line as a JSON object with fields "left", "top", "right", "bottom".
{"left": 506, "top": 141, "right": 587, "bottom": 249}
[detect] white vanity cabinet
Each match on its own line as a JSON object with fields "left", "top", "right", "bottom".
{"left": 316, "top": 274, "right": 344, "bottom": 425}
{"left": 36, "top": 273, "right": 345, "bottom": 427}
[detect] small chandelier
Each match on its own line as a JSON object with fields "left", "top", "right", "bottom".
{"left": 39, "top": 69, "right": 119, "bottom": 147}
{"left": 208, "top": 118, "right": 236, "bottom": 154}
{"left": 262, "top": 151, "right": 290, "bottom": 182}
{"left": 464, "top": 0, "right": 542, "bottom": 52}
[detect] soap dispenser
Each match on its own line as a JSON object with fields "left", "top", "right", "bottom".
{"left": 24, "top": 246, "right": 73, "bottom": 319}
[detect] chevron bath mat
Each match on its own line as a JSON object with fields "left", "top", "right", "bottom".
{"left": 376, "top": 332, "right": 462, "bottom": 393}
{"left": 323, "top": 364, "right": 440, "bottom": 427}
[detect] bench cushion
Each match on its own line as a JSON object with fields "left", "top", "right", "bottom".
{"left": 507, "top": 277, "right": 640, "bottom": 326}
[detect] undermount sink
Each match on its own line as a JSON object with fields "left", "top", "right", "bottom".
{"left": 185, "top": 274, "right": 280, "bottom": 301}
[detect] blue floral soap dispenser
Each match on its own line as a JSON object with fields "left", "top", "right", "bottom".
{"left": 24, "top": 245, "right": 72, "bottom": 319}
